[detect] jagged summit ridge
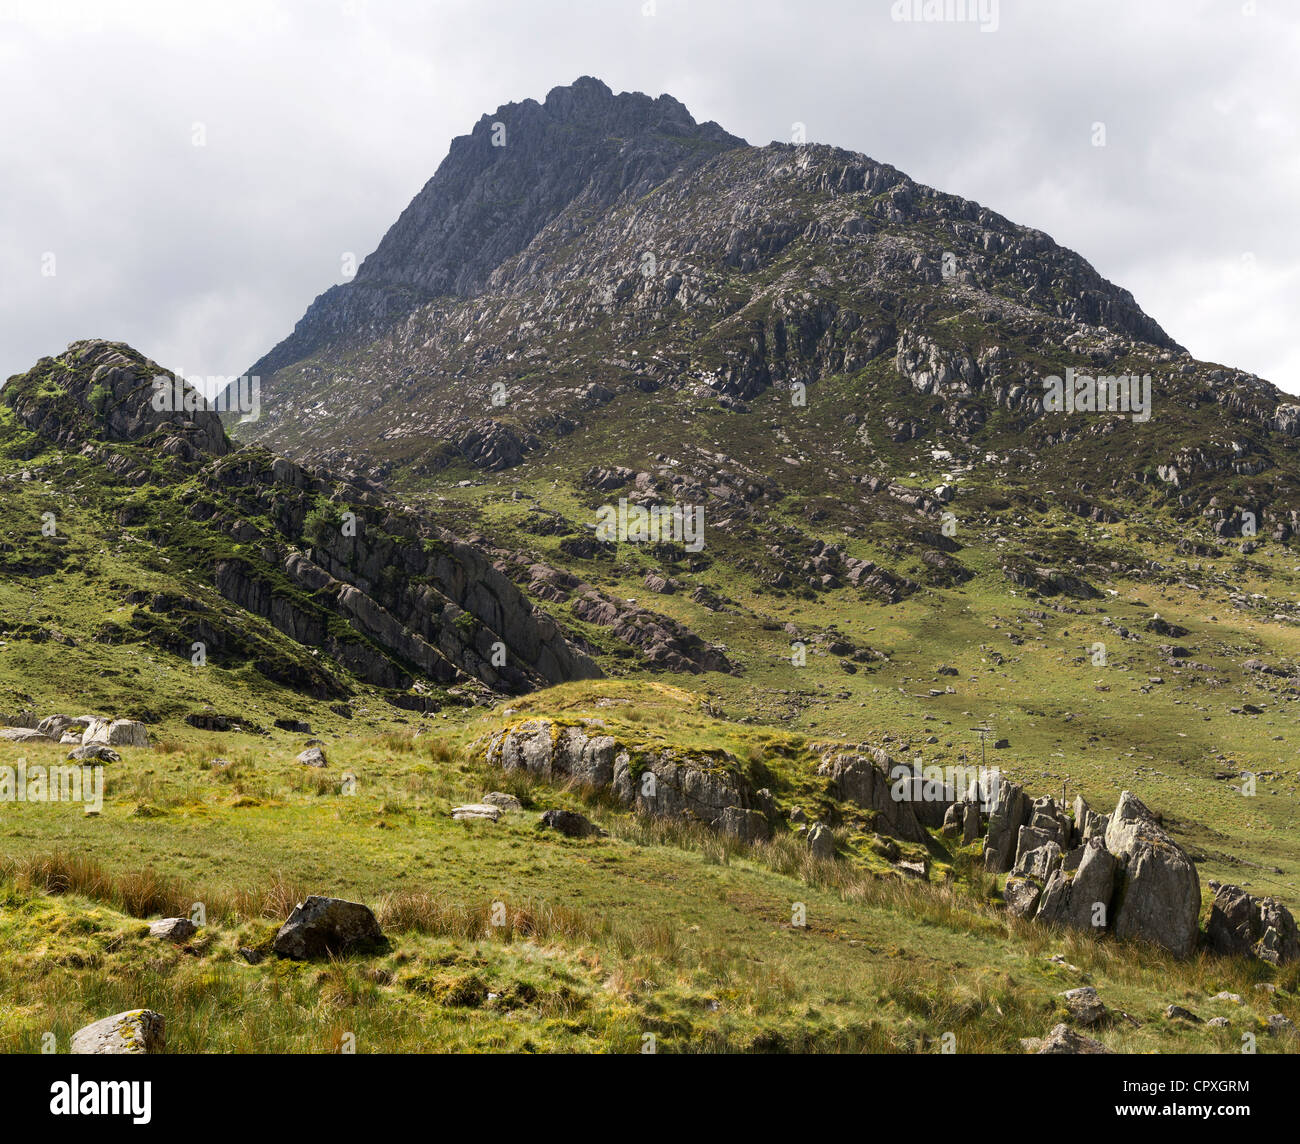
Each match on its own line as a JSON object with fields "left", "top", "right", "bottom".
{"left": 250, "top": 77, "right": 746, "bottom": 378}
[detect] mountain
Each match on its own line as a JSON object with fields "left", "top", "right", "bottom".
{"left": 239, "top": 78, "right": 1297, "bottom": 519}
{"left": 0, "top": 339, "right": 601, "bottom": 730}
{"left": 225, "top": 77, "right": 1300, "bottom": 905}
{"left": 4, "top": 79, "right": 1300, "bottom": 1059}
{"left": 249, "top": 76, "right": 744, "bottom": 381}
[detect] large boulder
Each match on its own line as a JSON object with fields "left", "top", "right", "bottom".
{"left": 71, "top": 1009, "right": 165, "bottom": 1054}
{"left": 1206, "top": 881, "right": 1300, "bottom": 965}
{"left": 537, "top": 809, "right": 604, "bottom": 838}
{"left": 806, "top": 822, "right": 835, "bottom": 860}
{"left": 0, "top": 727, "right": 51, "bottom": 742}
{"left": 983, "top": 778, "right": 1030, "bottom": 872}
{"left": 816, "top": 753, "right": 928, "bottom": 843}
{"left": 718, "top": 805, "right": 772, "bottom": 843}
{"left": 1035, "top": 838, "right": 1117, "bottom": 932}
{"left": 68, "top": 744, "right": 120, "bottom": 763}
{"left": 273, "top": 896, "right": 386, "bottom": 960}
{"left": 82, "top": 719, "right": 150, "bottom": 748}
{"left": 1104, "top": 791, "right": 1201, "bottom": 958}
{"left": 149, "top": 917, "right": 197, "bottom": 942}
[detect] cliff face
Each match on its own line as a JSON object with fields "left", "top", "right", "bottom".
{"left": 2, "top": 340, "right": 601, "bottom": 698}
{"left": 236, "top": 79, "right": 1300, "bottom": 557}
{"left": 248, "top": 76, "right": 745, "bottom": 379}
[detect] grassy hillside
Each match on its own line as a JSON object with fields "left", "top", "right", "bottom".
{"left": 2, "top": 689, "right": 1296, "bottom": 1054}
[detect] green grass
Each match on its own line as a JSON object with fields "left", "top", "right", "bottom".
{"left": 1, "top": 709, "right": 1297, "bottom": 1053}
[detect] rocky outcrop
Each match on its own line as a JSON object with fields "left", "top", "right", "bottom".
{"left": 203, "top": 463, "right": 605, "bottom": 695}
{"left": 996, "top": 790, "right": 1216, "bottom": 961}
{"left": 816, "top": 752, "right": 928, "bottom": 844}
{"left": 1206, "top": 881, "right": 1300, "bottom": 965}
{"left": 4, "top": 340, "right": 232, "bottom": 458}
{"left": 983, "top": 779, "right": 1029, "bottom": 872}
{"left": 484, "top": 718, "right": 770, "bottom": 841}
{"left": 1034, "top": 838, "right": 1117, "bottom": 932}
{"left": 1104, "top": 791, "right": 1201, "bottom": 959}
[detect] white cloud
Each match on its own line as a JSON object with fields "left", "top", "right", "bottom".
{"left": 2, "top": 0, "right": 1297, "bottom": 392}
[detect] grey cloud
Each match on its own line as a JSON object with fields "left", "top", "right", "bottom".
{"left": 2, "top": 0, "right": 1296, "bottom": 392}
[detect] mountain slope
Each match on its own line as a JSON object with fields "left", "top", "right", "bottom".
{"left": 226, "top": 78, "right": 1300, "bottom": 911}
{"left": 249, "top": 75, "right": 745, "bottom": 380}
{"left": 0, "top": 339, "right": 603, "bottom": 728}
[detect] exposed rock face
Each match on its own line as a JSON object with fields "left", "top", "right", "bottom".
{"left": 489, "top": 720, "right": 617, "bottom": 788}
{"left": 2, "top": 341, "right": 604, "bottom": 699}
{"left": 815, "top": 752, "right": 928, "bottom": 843}
{"left": 6, "top": 340, "right": 232, "bottom": 458}
{"left": 273, "top": 896, "right": 386, "bottom": 960}
{"left": 484, "top": 718, "right": 770, "bottom": 840}
{"left": 1034, "top": 838, "right": 1117, "bottom": 932}
{"left": 1206, "top": 881, "right": 1300, "bottom": 965}
{"left": 1013, "top": 831, "right": 1063, "bottom": 881}
{"left": 204, "top": 453, "right": 605, "bottom": 694}
{"left": 1003, "top": 876, "right": 1042, "bottom": 918}
{"left": 570, "top": 590, "right": 732, "bottom": 674}
{"left": 71, "top": 1009, "right": 165, "bottom": 1055}
{"left": 1104, "top": 791, "right": 1201, "bottom": 959}
{"left": 249, "top": 77, "right": 745, "bottom": 380}
{"left": 983, "top": 779, "right": 1029, "bottom": 872}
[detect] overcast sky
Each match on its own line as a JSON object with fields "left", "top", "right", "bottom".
{"left": 2, "top": 0, "right": 1297, "bottom": 394}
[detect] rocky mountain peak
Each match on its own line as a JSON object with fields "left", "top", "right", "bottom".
{"left": 4, "top": 339, "right": 232, "bottom": 458}
{"left": 249, "top": 78, "right": 746, "bottom": 380}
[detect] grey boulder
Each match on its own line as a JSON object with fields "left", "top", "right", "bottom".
{"left": 1104, "top": 791, "right": 1200, "bottom": 959}
{"left": 273, "top": 896, "right": 386, "bottom": 960}
{"left": 806, "top": 822, "right": 835, "bottom": 860}
{"left": 68, "top": 744, "right": 120, "bottom": 763}
{"left": 148, "top": 917, "right": 197, "bottom": 942}
{"left": 71, "top": 1009, "right": 165, "bottom": 1054}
